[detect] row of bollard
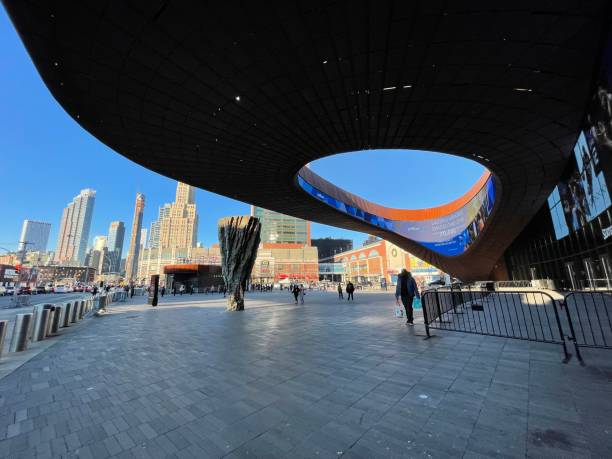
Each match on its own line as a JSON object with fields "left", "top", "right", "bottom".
{"left": 0, "top": 297, "right": 98, "bottom": 357}
{"left": 0, "top": 291, "right": 129, "bottom": 358}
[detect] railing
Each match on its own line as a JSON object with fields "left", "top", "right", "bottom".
{"left": 8, "top": 295, "right": 31, "bottom": 308}
{"left": 562, "top": 291, "right": 612, "bottom": 360}
{"left": 495, "top": 280, "right": 533, "bottom": 289}
{"left": 578, "top": 278, "right": 612, "bottom": 291}
{"left": 422, "top": 287, "right": 571, "bottom": 362}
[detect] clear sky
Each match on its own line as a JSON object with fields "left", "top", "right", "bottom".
{"left": 0, "top": 6, "right": 484, "bottom": 256}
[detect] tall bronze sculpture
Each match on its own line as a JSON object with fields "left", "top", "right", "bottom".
{"left": 218, "top": 216, "right": 261, "bottom": 311}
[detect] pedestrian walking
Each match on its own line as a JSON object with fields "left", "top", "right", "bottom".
{"left": 395, "top": 269, "right": 419, "bottom": 325}
{"left": 346, "top": 282, "right": 355, "bottom": 301}
{"left": 292, "top": 285, "right": 300, "bottom": 304}
{"left": 161, "top": 286, "right": 166, "bottom": 297}
{"left": 298, "top": 284, "right": 305, "bottom": 305}
{"left": 179, "top": 284, "right": 185, "bottom": 295}
{"left": 337, "top": 283, "right": 343, "bottom": 299}
{"left": 172, "top": 285, "right": 176, "bottom": 296}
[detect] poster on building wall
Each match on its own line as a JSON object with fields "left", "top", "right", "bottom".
{"left": 586, "top": 36, "right": 612, "bottom": 161}
{"left": 547, "top": 35, "right": 612, "bottom": 240}
{"left": 555, "top": 133, "right": 611, "bottom": 234}
{"left": 409, "top": 257, "right": 438, "bottom": 274}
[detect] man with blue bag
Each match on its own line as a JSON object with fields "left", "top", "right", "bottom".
{"left": 395, "top": 269, "right": 420, "bottom": 325}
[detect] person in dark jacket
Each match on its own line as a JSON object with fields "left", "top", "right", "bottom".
{"left": 292, "top": 285, "right": 300, "bottom": 304}
{"left": 337, "top": 283, "right": 343, "bottom": 299}
{"left": 395, "top": 269, "right": 419, "bottom": 325}
{"left": 346, "top": 282, "right": 355, "bottom": 301}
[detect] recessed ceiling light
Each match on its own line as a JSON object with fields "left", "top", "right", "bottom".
{"left": 402, "top": 85, "right": 412, "bottom": 89}
{"left": 322, "top": 60, "right": 328, "bottom": 64}
{"left": 513, "top": 87, "right": 532, "bottom": 92}
{"left": 235, "top": 96, "right": 240, "bottom": 101}
{"left": 383, "top": 86, "right": 396, "bottom": 91}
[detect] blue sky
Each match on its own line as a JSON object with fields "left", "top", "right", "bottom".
{"left": 0, "top": 6, "right": 483, "bottom": 256}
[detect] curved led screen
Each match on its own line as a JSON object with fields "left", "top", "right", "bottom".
{"left": 297, "top": 174, "right": 496, "bottom": 256}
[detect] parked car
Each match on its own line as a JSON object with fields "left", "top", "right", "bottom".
{"left": 17, "top": 286, "right": 31, "bottom": 295}
{"left": 35, "top": 285, "right": 46, "bottom": 294}
{"left": 0, "top": 286, "right": 6, "bottom": 296}
{"left": 5, "top": 286, "right": 15, "bottom": 295}
{"left": 73, "top": 285, "right": 84, "bottom": 292}
{"left": 428, "top": 279, "right": 446, "bottom": 286}
{"left": 45, "top": 283, "right": 54, "bottom": 293}
{"left": 54, "top": 284, "right": 69, "bottom": 293}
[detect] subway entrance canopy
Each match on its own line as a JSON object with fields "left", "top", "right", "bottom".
{"left": 4, "top": 1, "right": 610, "bottom": 280}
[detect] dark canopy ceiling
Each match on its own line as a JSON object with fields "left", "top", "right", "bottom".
{"left": 4, "top": 0, "right": 610, "bottom": 279}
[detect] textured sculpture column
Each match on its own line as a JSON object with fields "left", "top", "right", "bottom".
{"left": 218, "top": 216, "right": 261, "bottom": 311}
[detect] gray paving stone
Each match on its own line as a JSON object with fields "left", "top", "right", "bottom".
{"left": 0, "top": 291, "right": 610, "bottom": 458}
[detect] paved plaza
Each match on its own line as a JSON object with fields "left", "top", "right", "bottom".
{"left": 0, "top": 290, "right": 610, "bottom": 458}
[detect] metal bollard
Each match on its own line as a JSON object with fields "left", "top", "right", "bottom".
{"left": 45, "top": 307, "right": 54, "bottom": 337}
{"left": 63, "top": 303, "right": 72, "bottom": 327}
{"left": 32, "top": 304, "right": 53, "bottom": 342}
{"left": 0, "top": 320, "right": 8, "bottom": 358}
{"left": 78, "top": 300, "right": 85, "bottom": 319}
{"left": 49, "top": 305, "right": 62, "bottom": 335}
{"left": 10, "top": 314, "right": 32, "bottom": 352}
{"left": 70, "top": 301, "right": 78, "bottom": 323}
{"left": 33, "top": 308, "right": 51, "bottom": 342}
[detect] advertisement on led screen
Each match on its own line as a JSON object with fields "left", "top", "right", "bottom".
{"left": 548, "top": 40, "right": 612, "bottom": 240}
{"left": 297, "top": 175, "right": 496, "bottom": 257}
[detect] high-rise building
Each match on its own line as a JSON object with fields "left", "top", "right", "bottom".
{"left": 251, "top": 206, "right": 310, "bottom": 245}
{"left": 158, "top": 182, "right": 198, "bottom": 249}
{"left": 125, "top": 193, "right": 145, "bottom": 281}
{"left": 149, "top": 204, "right": 171, "bottom": 249}
{"left": 86, "top": 235, "right": 108, "bottom": 274}
{"left": 106, "top": 221, "right": 125, "bottom": 273}
{"left": 18, "top": 220, "right": 51, "bottom": 253}
{"left": 54, "top": 189, "right": 96, "bottom": 265}
{"left": 140, "top": 228, "right": 148, "bottom": 250}
{"left": 311, "top": 238, "right": 353, "bottom": 260}
{"left": 92, "top": 235, "right": 107, "bottom": 251}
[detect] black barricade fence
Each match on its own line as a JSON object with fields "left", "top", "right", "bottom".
{"left": 563, "top": 292, "right": 612, "bottom": 350}
{"left": 422, "top": 288, "right": 570, "bottom": 361}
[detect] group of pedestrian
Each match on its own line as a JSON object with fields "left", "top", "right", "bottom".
{"left": 337, "top": 282, "right": 355, "bottom": 301}
{"left": 291, "top": 284, "right": 306, "bottom": 304}
{"left": 251, "top": 283, "right": 274, "bottom": 292}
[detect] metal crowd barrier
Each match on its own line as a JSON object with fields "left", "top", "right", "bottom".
{"left": 422, "top": 287, "right": 571, "bottom": 362}
{"left": 562, "top": 291, "right": 612, "bottom": 361}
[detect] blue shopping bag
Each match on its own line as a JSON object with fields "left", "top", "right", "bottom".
{"left": 412, "top": 297, "right": 422, "bottom": 309}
